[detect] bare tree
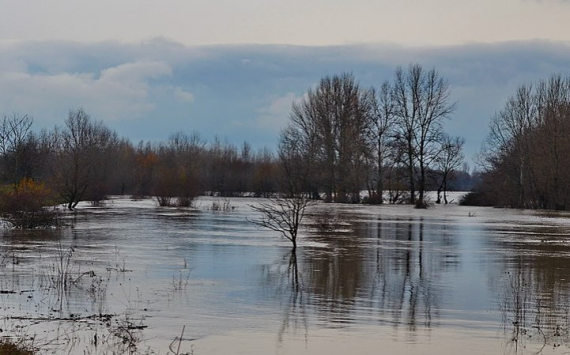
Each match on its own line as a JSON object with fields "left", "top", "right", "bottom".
{"left": 252, "top": 147, "right": 279, "bottom": 197}
{"left": 279, "top": 126, "right": 318, "bottom": 198}
{"left": 435, "top": 135, "right": 464, "bottom": 204}
{"left": 0, "top": 113, "right": 34, "bottom": 183}
{"left": 51, "top": 109, "right": 118, "bottom": 209}
{"left": 393, "top": 64, "right": 456, "bottom": 206}
{"left": 249, "top": 193, "right": 314, "bottom": 253}
{"left": 284, "top": 73, "right": 372, "bottom": 203}
{"left": 480, "top": 74, "right": 570, "bottom": 209}
{"left": 366, "top": 81, "right": 396, "bottom": 204}
{"left": 154, "top": 131, "right": 204, "bottom": 206}
{"left": 482, "top": 84, "right": 538, "bottom": 207}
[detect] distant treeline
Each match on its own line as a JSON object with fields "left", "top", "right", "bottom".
{"left": 0, "top": 110, "right": 284, "bottom": 209}
{"left": 0, "top": 64, "right": 476, "bottom": 210}
{"left": 465, "top": 74, "right": 570, "bottom": 210}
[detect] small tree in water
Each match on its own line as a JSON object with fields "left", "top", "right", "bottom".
{"left": 249, "top": 193, "right": 313, "bottom": 253}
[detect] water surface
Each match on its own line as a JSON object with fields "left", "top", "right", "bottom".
{"left": 2, "top": 196, "right": 570, "bottom": 354}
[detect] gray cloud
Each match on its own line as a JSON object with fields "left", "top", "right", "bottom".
{"left": 0, "top": 39, "right": 569, "bottom": 162}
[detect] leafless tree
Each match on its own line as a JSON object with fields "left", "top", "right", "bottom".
{"left": 284, "top": 73, "right": 372, "bottom": 203}
{"left": 0, "top": 113, "right": 34, "bottom": 183}
{"left": 482, "top": 84, "right": 538, "bottom": 207}
{"left": 435, "top": 135, "right": 464, "bottom": 204}
{"left": 479, "top": 74, "right": 570, "bottom": 210}
{"left": 393, "top": 64, "right": 456, "bottom": 206}
{"left": 154, "top": 131, "right": 204, "bottom": 206}
{"left": 279, "top": 125, "right": 318, "bottom": 198}
{"left": 249, "top": 193, "right": 314, "bottom": 253}
{"left": 51, "top": 109, "right": 118, "bottom": 209}
{"left": 365, "top": 81, "right": 396, "bottom": 204}
{"left": 252, "top": 147, "right": 279, "bottom": 197}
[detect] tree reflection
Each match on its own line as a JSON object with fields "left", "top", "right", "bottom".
{"left": 277, "top": 251, "right": 308, "bottom": 345}
{"left": 499, "top": 269, "right": 570, "bottom": 354}
{"left": 492, "top": 224, "right": 570, "bottom": 353}
{"left": 259, "top": 250, "right": 308, "bottom": 346}
{"left": 260, "top": 209, "right": 461, "bottom": 342}
{"left": 367, "top": 217, "right": 440, "bottom": 333}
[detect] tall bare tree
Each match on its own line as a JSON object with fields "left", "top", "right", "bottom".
{"left": 0, "top": 113, "right": 35, "bottom": 183}
{"left": 482, "top": 84, "right": 538, "bottom": 207}
{"left": 51, "top": 109, "right": 118, "bottom": 209}
{"left": 366, "top": 81, "right": 396, "bottom": 204}
{"left": 283, "top": 73, "right": 372, "bottom": 203}
{"left": 154, "top": 131, "right": 204, "bottom": 206}
{"left": 393, "top": 64, "right": 455, "bottom": 206}
{"left": 435, "top": 135, "right": 464, "bottom": 204}
{"left": 479, "top": 74, "right": 570, "bottom": 210}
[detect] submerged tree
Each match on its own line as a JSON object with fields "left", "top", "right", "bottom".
{"left": 435, "top": 135, "right": 464, "bottom": 204}
{"left": 392, "top": 64, "right": 456, "bottom": 206}
{"left": 279, "top": 68, "right": 460, "bottom": 206}
{"left": 249, "top": 193, "right": 313, "bottom": 253}
{"left": 479, "top": 74, "right": 570, "bottom": 210}
{"left": 51, "top": 109, "right": 118, "bottom": 209}
{"left": 250, "top": 137, "right": 318, "bottom": 252}
{"left": 365, "top": 81, "right": 396, "bottom": 204}
{"left": 154, "top": 131, "right": 204, "bottom": 207}
{"left": 282, "top": 73, "right": 372, "bottom": 203}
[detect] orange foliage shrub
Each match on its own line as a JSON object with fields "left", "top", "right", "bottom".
{"left": 0, "top": 178, "right": 60, "bottom": 229}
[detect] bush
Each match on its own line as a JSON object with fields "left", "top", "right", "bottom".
{"left": 0, "top": 179, "right": 61, "bottom": 229}
{"left": 153, "top": 170, "right": 201, "bottom": 208}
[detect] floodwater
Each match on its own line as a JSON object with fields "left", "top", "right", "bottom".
{"left": 2, "top": 195, "right": 570, "bottom": 354}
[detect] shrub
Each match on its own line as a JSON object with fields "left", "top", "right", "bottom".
{"left": 153, "top": 169, "right": 201, "bottom": 208}
{"left": 0, "top": 178, "right": 61, "bottom": 229}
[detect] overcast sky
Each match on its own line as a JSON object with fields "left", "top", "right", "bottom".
{"left": 2, "top": 0, "right": 570, "bottom": 46}
{"left": 0, "top": 1, "right": 569, "bottom": 164}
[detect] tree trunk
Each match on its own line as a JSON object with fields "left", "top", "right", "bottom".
{"left": 376, "top": 159, "right": 384, "bottom": 205}
{"left": 408, "top": 145, "right": 415, "bottom": 205}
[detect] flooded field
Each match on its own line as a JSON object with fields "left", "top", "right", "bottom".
{"left": 2, "top": 195, "right": 570, "bottom": 354}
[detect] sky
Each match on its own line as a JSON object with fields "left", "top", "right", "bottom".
{"left": 0, "top": 1, "right": 569, "bottom": 165}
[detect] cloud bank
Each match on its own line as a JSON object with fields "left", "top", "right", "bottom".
{"left": 0, "top": 39, "right": 569, "bottom": 162}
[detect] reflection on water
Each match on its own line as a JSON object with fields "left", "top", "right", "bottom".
{"left": 260, "top": 251, "right": 308, "bottom": 345}
{"left": 264, "top": 211, "right": 460, "bottom": 348}
{"left": 492, "top": 223, "right": 570, "bottom": 354}
{"left": 302, "top": 214, "right": 450, "bottom": 331}
{"left": 1, "top": 197, "right": 570, "bottom": 354}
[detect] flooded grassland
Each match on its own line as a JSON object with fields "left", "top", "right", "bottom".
{"left": 2, "top": 196, "right": 570, "bottom": 354}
